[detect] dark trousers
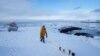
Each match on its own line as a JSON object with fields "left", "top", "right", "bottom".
{"left": 40, "top": 36, "right": 45, "bottom": 43}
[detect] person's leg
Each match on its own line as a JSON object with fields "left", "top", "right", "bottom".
{"left": 40, "top": 37, "right": 42, "bottom": 42}
{"left": 40, "top": 36, "right": 44, "bottom": 43}
{"left": 42, "top": 37, "right": 45, "bottom": 43}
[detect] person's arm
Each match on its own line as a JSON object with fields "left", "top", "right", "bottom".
{"left": 46, "top": 31, "right": 48, "bottom": 38}
{"left": 45, "top": 28, "right": 48, "bottom": 38}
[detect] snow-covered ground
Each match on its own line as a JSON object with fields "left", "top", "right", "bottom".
{"left": 0, "top": 21, "right": 100, "bottom": 56}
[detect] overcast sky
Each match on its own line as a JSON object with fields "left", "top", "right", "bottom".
{"left": 0, "top": 0, "right": 100, "bottom": 21}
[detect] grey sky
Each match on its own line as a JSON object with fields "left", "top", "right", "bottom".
{"left": 0, "top": 0, "right": 100, "bottom": 21}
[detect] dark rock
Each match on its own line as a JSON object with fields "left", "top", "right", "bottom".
{"left": 97, "top": 31, "right": 100, "bottom": 34}
{"left": 74, "top": 32, "right": 94, "bottom": 38}
{"left": 59, "top": 26, "right": 82, "bottom": 33}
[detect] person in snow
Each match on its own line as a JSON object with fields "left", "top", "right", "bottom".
{"left": 40, "top": 25, "right": 48, "bottom": 43}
